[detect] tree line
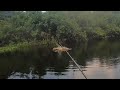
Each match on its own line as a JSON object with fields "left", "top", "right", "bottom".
{"left": 0, "top": 11, "right": 120, "bottom": 47}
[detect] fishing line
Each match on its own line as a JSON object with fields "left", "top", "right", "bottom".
{"left": 54, "top": 37, "right": 87, "bottom": 79}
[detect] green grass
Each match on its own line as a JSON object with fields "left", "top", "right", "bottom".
{"left": 0, "top": 39, "right": 57, "bottom": 55}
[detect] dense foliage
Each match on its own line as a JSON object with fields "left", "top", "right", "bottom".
{"left": 0, "top": 11, "right": 120, "bottom": 47}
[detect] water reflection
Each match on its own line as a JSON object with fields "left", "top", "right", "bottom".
{"left": 0, "top": 40, "right": 120, "bottom": 79}
{"left": 8, "top": 67, "right": 39, "bottom": 79}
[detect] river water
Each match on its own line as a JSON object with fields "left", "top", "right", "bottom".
{"left": 0, "top": 40, "right": 120, "bottom": 79}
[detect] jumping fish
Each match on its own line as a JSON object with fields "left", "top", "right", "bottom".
{"left": 53, "top": 46, "right": 72, "bottom": 53}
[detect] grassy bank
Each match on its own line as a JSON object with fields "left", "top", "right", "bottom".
{"left": 0, "top": 39, "right": 57, "bottom": 55}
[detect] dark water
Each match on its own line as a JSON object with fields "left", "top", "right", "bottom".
{"left": 0, "top": 40, "right": 120, "bottom": 79}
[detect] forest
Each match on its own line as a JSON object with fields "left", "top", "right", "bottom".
{"left": 0, "top": 11, "right": 120, "bottom": 54}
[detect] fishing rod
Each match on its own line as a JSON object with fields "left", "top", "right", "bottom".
{"left": 65, "top": 51, "right": 87, "bottom": 79}
{"left": 54, "top": 37, "right": 87, "bottom": 79}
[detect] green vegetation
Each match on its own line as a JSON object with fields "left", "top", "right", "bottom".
{"left": 0, "top": 39, "right": 56, "bottom": 55}
{"left": 0, "top": 11, "right": 120, "bottom": 53}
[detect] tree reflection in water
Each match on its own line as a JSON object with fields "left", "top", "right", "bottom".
{"left": 0, "top": 40, "right": 120, "bottom": 79}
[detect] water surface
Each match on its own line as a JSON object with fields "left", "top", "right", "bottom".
{"left": 0, "top": 40, "right": 120, "bottom": 79}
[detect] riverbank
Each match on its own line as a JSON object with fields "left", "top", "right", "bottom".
{"left": 0, "top": 39, "right": 57, "bottom": 55}
{"left": 1, "top": 37, "right": 120, "bottom": 55}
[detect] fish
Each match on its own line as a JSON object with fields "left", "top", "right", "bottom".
{"left": 53, "top": 46, "right": 72, "bottom": 53}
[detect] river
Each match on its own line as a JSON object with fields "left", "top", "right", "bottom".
{"left": 0, "top": 40, "right": 120, "bottom": 79}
